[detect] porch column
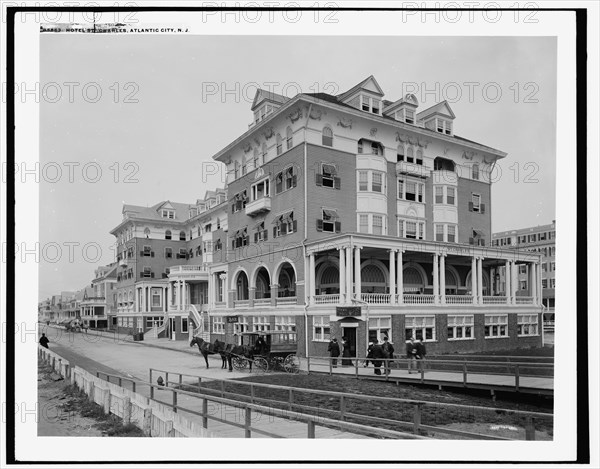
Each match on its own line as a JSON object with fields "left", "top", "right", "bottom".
{"left": 183, "top": 280, "right": 187, "bottom": 310}
{"left": 248, "top": 287, "right": 255, "bottom": 308}
{"left": 433, "top": 253, "right": 439, "bottom": 305}
{"left": 338, "top": 247, "right": 346, "bottom": 304}
{"left": 309, "top": 253, "right": 316, "bottom": 305}
{"left": 530, "top": 262, "right": 537, "bottom": 303}
{"left": 221, "top": 274, "right": 229, "bottom": 308}
{"left": 270, "top": 284, "right": 279, "bottom": 307}
{"left": 134, "top": 287, "right": 139, "bottom": 312}
{"left": 141, "top": 286, "right": 146, "bottom": 313}
{"left": 439, "top": 254, "right": 446, "bottom": 305}
{"left": 389, "top": 249, "right": 396, "bottom": 305}
{"left": 345, "top": 246, "right": 353, "bottom": 304}
{"left": 397, "top": 250, "right": 404, "bottom": 305}
{"left": 477, "top": 257, "right": 484, "bottom": 303}
{"left": 512, "top": 262, "right": 518, "bottom": 305}
{"left": 472, "top": 257, "right": 479, "bottom": 305}
{"left": 354, "top": 246, "right": 362, "bottom": 301}
{"left": 537, "top": 261, "right": 543, "bottom": 306}
{"left": 505, "top": 260, "right": 511, "bottom": 305}
{"left": 164, "top": 286, "right": 168, "bottom": 312}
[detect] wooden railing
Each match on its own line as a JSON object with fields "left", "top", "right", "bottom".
{"left": 482, "top": 296, "right": 508, "bottom": 304}
{"left": 360, "top": 293, "right": 391, "bottom": 304}
{"left": 445, "top": 295, "right": 473, "bottom": 305}
{"left": 403, "top": 294, "right": 435, "bottom": 305}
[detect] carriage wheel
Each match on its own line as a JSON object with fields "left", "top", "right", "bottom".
{"left": 252, "top": 356, "right": 269, "bottom": 373}
{"left": 232, "top": 356, "right": 247, "bottom": 371}
{"left": 283, "top": 354, "right": 300, "bottom": 374}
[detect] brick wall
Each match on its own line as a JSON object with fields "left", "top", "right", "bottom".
{"left": 457, "top": 178, "right": 492, "bottom": 245}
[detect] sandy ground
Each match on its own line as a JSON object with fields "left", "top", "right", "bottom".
{"left": 37, "top": 362, "right": 103, "bottom": 437}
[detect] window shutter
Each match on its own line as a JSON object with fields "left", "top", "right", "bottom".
{"left": 334, "top": 177, "right": 341, "bottom": 190}
{"left": 273, "top": 226, "right": 277, "bottom": 238}
{"left": 139, "top": 250, "right": 144, "bottom": 257}
{"left": 231, "top": 204, "right": 235, "bottom": 214}
{"left": 281, "top": 223, "right": 288, "bottom": 235}
{"left": 293, "top": 220, "right": 298, "bottom": 232}
{"left": 151, "top": 251, "right": 155, "bottom": 258}
{"left": 151, "top": 272, "right": 155, "bottom": 278}
{"left": 276, "top": 181, "right": 282, "bottom": 193}
{"left": 263, "top": 229, "right": 268, "bottom": 241}
{"left": 316, "top": 174, "right": 323, "bottom": 186}
{"left": 468, "top": 201, "right": 473, "bottom": 212}
{"left": 480, "top": 203, "right": 486, "bottom": 214}
{"left": 139, "top": 271, "right": 143, "bottom": 278}
{"left": 334, "top": 221, "right": 342, "bottom": 232}
{"left": 292, "top": 175, "right": 297, "bottom": 187}
{"left": 469, "top": 237, "right": 474, "bottom": 245}
{"left": 254, "top": 232, "right": 258, "bottom": 243}
{"left": 316, "top": 219, "right": 323, "bottom": 232}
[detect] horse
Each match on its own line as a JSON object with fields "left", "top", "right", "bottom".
{"left": 190, "top": 337, "right": 258, "bottom": 372}
{"left": 190, "top": 337, "right": 230, "bottom": 370}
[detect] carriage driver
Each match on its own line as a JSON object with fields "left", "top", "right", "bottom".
{"left": 254, "top": 335, "right": 268, "bottom": 356}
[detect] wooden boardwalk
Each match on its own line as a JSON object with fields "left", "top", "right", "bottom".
{"left": 304, "top": 359, "right": 554, "bottom": 395}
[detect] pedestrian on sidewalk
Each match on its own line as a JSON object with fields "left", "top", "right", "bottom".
{"left": 39, "top": 333, "right": 49, "bottom": 349}
{"left": 327, "top": 337, "right": 340, "bottom": 368}
{"left": 416, "top": 338, "right": 427, "bottom": 373}
{"left": 364, "top": 342, "right": 374, "bottom": 367}
{"left": 406, "top": 337, "right": 418, "bottom": 373}
{"left": 370, "top": 339, "right": 385, "bottom": 375}
{"left": 341, "top": 337, "right": 353, "bottom": 366}
{"left": 381, "top": 336, "right": 394, "bottom": 375}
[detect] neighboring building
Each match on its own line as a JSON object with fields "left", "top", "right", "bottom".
{"left": 207, "top": 75, "right": 543, "bottom": 357}
{"left": 38, "top": 298, "right": 52, "bottom": 323}
{"left": 492, "top": 220, "right": 556, "bottom": 326}
{"left": 79, "top": 263, "right": 118, "bottom": 329}
{"left": 109, "top": 189, "right": 228, "bottom": 340}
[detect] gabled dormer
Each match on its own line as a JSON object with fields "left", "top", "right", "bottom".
{"left": 417, "top": 101, "right": 456, "bottom": 136}
{"left": 251, "top": 89, "right": 289, "bottom": 126}
{"left": 383, "top": 93, "right": 419, "bottom": 124}
{"left": 158, "top": 201, "right": 176, "bottom": 219}
{"left": 338, "top": 75, "right": 385, "bottom": 116}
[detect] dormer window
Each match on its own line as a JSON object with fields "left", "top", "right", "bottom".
{"left": 360, "top": 95, "right": 381, "bottom": 115}
{"left": 161, "top": 209, "right": 175, "bottom": 219}
{"left": 436, "top": 118, "right": 453, "bottom": 135}
{"left": 396, "top": 108, "right": 416, "bottom": 124}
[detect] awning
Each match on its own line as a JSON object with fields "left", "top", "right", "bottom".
{"left": 473, "top": 229, "right": 485, "bottom": 238}
{"left": 323, "top": 209, "right": 339, "bottom": 219}
{"left": 254, "top": 221, "right": 265, "bottom": 230}
{"left": 271, "top": 214, "right": 283, "bottom": 225}
{"left": 322, "top": 164, "right": 337, "bottom": 176}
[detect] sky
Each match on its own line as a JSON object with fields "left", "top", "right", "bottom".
{"left": 39, "top": 34, "right": 557, "bottom": 300}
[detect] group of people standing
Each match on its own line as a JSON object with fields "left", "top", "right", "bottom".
{"left": 326, "top": 336, "right": 354, "bottom": 367}
{"left": 327, "top": 335, "right": 427, "bottom": 375}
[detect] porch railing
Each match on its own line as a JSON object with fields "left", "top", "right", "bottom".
{"left": 234, "top": 299, "right": 250, "bottom": 308}
{"left": 403, "top": 294, "right": 435, "bottom": 305}
{"left": 276, "top": 296, "right": 298, "bottom": 305}
{"left": 516, "top": 296, "right": 534, "bottom": 305}
{"left": 360, "top": 293, "right": 391, "bottom": 304}
{"left": 169, "top": 265, "right": 209, "bottom": 274}
{"left": 314, "top": 294, "right": 340, "bottom": 304}
{"left": 254, "top": 298, "right": 271, "bottom": 306}
{"left": 482, "top": 296, "right": 508, "bottom": 305}
{"left": 445, "top": 295, "right": 473, "bottom": 305}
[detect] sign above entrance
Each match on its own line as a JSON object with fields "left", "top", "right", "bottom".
{"left": 336, "top": 306, "right": 361, "bottom": 317}
{"left": 226, "top": 315, "right": 239, "bottom": 323}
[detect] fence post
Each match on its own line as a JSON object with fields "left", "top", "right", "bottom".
{"left": 250, "top": 384, "right": 255, "bottom": 404}
{"left": 172, "top": 389, "right": 178, "bottom": 413}
{"left": 307, "top": 420, "right": 316, "bottom": 438}
{"left": 340, "top": 396, "right": 346, "bottom": 421}
{"left": 329, "top": 357, "right": 332, "bottom": 376}
{"left": 413, "top": 404, "right": 422, "bottom": 434}
{"left": 149, "top": 369, "right": 153, "bottom": 387}
{"left": 179, "top": 374, "right": 183, "bottom": 386}
{"left": 70, "top": 367, "right": 76, "bottom": 386}
{"left": 245, "top": 407, "right": 252, "bottom": 438}
{"left": 420, "top": 360, "right": 425, "bottom": 383}
{"left": 58, "top": 359, "right": 62, "bottom": 376}
{"left": 288, "top": 389, "right": 294, "bottom": 412}
{"left": 102, "top": 388, "right": 111, "bottom": 414}
{"left": 307, "top": 356, "right": 311, "bottom": 374}
{"left": 118, "top": 377, "right": 122, "bottom": 387}
{"left": 88, "top": 381, "right": 95, "bottom": 403}
{"left": 165, "top": 420, "right": 174, "bottom": 437}
{"left": 143, "top": 407, "right": 153, "bottom": 436}
{"left": 462, "top": 360, "right": 468, "bottom": 386}
{"left": 202, "top": 398, "right": 208, "bottom": 429}
{"left": 515, "top": 365, "right": 520, "bottom": 392}
{"left": 198, "top": 377, "right": 202, "bottom": 392}
{"left": 150, "top": 383, "right": 155, "bottom": 399}
{"left": 165, "top": 372, "right": 169, "bottom": 387}
{"left": 355, "top": 358, "right": 359, "bottom": 379}
{"left": 220, "top": 380, "right": 225, "bottom": 398}
{"left": 123, "top": 397, "right": 132, "bottom": 425}
{"left": 132, "top": 380, "right": 136, "bottom": 393}
{"left": 525, "top": 416, "right": 536, "bottom": 440}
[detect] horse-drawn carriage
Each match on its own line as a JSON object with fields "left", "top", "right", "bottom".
{"left": 234, "top": 332, "right": 300, "bottom": 373}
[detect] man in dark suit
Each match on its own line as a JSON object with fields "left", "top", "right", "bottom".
{"left": 327, "top": 337, "right": 341, "bottom": 368}
{"left": 370, "top": 339, "right": 385, "bottom": 375}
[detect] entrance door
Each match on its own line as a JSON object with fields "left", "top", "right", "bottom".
{"left": 169, "top": 317, "right": 177, "bottom": 339}
{"left": 342, "top": 327, "right": 357, "bottom": 357}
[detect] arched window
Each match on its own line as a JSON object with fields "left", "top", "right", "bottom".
{"left": 128, "top": 290, "right": 133, "bottom": 302}
{"left": 276, "top": 133, "right": 282, "bottom": 155}
{"left": 361, "top": 264, "right": 386, "bottom": 283}
{"left": 144, "top": 228, "right": 150, "bottom": 238}
{"left": 403, "top": 267, "right": 425, "bottom": 293}
{"left": 322, "top": 127, "right": 333, "bottom": 147}
{"left": 261, "top": 143, "right": 268, "bottom": 164}
{"left": 472, "top": 164, "right": 480, "bottom": 180}
{"left": 165, "top": 230, "right": 171, "bottom": 240}
{"left": 406, "top": 147, "right": 414, "bottom": 163}
{"left": 253, "top": 148, "right": 259, "bottom": 169}
{"left": 286, "top": 127, "right": 293, "bottom": 150}
{"left": 179, "top": 231, "right": 186, "bottom": 241}
{"left": 416, "top": 149, "right": 423, "bottom": 165}
{"left": 397, "top": 145, "right": 405, "bottom": 162}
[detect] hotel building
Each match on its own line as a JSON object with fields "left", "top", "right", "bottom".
{"left": 207, "top": 75, "right": 544, "bottom": 357}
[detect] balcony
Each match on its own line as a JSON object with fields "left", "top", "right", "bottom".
{"left": 402, "top": 294, "right": 435, "bottom": 305}
{"left": 245, "top": 196, "right": 271, "bottom": 216}
{"left": 360, "top": 293, "right": 391, "bottom": 304}
{"left": 168, "top": 265, "right": 209, "bottom": 281}
{"left": 445, "top": 295, "right": 473, "bottom": 305}
{"left": 396, "top": 161, "right": 430, "bottom": 179}
{"left": 482, "top": 296, "right": 508, "bottom": 305}
{"left": 254, "top": 298, "right": 271, "bottom": 307}
{"left": 234, "top": 299, "right": 250, "bottom": 308}
{"left": 276, "top": 296, "right": 298, "bottom": 305}
{"left": 314, "top": 294, "right": 340, "bottom": 304}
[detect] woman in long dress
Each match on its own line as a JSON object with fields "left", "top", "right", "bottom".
{"left": 341, "top": 336, "right": 353, "bottom": 366}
